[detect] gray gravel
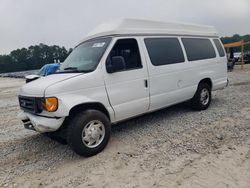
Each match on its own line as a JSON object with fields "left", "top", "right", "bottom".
{"left": 0, "top": 65, "right": 250, "bottom": 187}
{"left": 0, "top": 70, "right": 38, "bottom": 78}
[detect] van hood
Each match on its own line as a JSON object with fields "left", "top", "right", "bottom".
{"left": 19, "top": 73, "right": 82, "bottom": 97}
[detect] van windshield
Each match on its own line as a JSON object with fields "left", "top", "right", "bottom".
{"left": 58, "top": 38, "right": 111, "bottom": 73}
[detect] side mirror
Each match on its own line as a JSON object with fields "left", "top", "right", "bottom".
{"left": 25, "top": 74, "right": 41, "bottom": 83}
{"left": 106, "top": 56, "right": 126, "bottom": 73}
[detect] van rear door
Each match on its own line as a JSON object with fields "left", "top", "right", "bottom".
{"left": 103, "top": 38, "right": 149, "bottom": 121}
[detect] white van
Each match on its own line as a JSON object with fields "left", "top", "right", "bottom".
{"left": 18, "top": 19, "right": 228, "bottom": 156}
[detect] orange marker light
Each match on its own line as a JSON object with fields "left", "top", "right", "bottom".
{"left": 45, "top": 97, "right": 58, "bottom": 112}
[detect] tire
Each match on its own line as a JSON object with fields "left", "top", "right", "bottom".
{"left": 191, "top": 82, "right": 211, "bottom": 110}
{"left": 67, "top": 110, "right": 111, "bottom": 157}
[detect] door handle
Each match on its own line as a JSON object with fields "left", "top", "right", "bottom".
{"left": 177, "top": 80, "right": 183, "bottom": 88}
{"left": 144, "top": 79, "right": 148, "bottom": 88}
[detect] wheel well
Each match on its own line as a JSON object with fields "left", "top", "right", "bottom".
{"left": 69, "top": 102, "right": 110, "bottom": 120}
{"left": 199, "top": 78, "right": 212, "bottom": 89}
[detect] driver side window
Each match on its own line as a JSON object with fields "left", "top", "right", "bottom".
{"left": 106, "top": 38, "right": 142, "bottom": 71}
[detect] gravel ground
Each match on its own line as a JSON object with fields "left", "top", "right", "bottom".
{"left": 0, "top": 70, "right": 38, "bottom": 78}
{"left": 0, "top": 65, "right": 250, "bottom": 188}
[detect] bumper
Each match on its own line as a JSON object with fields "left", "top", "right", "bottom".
{"left": 212, "top": 78, "right": 228, "bottom": 91}
{"left": 18, "top": 111, "right": 65, "bottom": 133}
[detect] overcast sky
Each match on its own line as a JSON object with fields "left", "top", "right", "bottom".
{"left": 0, "top": 0, "right": 249, "bottom": 54}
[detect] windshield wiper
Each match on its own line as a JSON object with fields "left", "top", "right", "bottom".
{"left": 63, "top": 67, "right": 78, "bottom": 70}
{"left": 55, "top": 67, "right": 80, "bottom": 73}
{"left": 63, "top": 67, "right": 94, "bottom": 73}
{"left": 56, "top": 67, "right": 93, "bottom": 74}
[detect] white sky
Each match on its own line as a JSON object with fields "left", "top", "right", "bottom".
{"left": 0, "top": 0, "right": 249, "bottom": 54}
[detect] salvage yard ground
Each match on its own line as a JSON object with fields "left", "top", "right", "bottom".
{"left": 0, "top": 65, "right": 250, "bottom": 188}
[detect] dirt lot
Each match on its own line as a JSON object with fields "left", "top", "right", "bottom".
{"left": 0, "top": 65, "right": 250, "bottom": 188}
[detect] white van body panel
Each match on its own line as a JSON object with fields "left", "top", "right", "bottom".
{"left": 140, "top": 36, "right": 227, "bottom": 111}
{"left": 18, "top": 111, "right": 65, "bottom": 132}
{"left": 19, "top": 73, "right": 82, "bottom": 97}
{"left": 82, "top": 18, "right": 218, "bottom": 43}
{"left": 101, "top": 37, "right": 150, "bottom": 121}
{"left": 37, "top": 68, "right": 115, "bottom": 121}
{"left": 140, "top": 36, "right": 194, "bottom": 110}
{"left": 18, "top": 18, "right": 228, "bottom": 133}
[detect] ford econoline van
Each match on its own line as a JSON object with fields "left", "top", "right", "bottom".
{"left": 18, "top": 19, "right": 228, "bottom": 156}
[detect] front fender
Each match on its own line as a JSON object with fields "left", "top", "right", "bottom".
{"left": 41, "top": 91, "right": 115, "bottom": 122}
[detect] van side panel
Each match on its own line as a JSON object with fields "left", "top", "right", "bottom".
{"left": 210, "top": 38, "right": 228, "bottom": 90}
{"left": 102, "top": 37, "right": 150, "bottom": 122}
{"left": 141, "top": 36, "right": 227, "bottom": 111}
{"left": 43, "top": 68, "right": 116, "bottom": 122}
{"left": 141, "top": 36, "right": 195, "bottom": 111}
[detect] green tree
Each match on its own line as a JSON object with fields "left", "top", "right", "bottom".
{"left": 221, "top": 34, "right": 250, "bottom": 52}
{"left": 0, "top": 43, "right": 72, "bottom": 73}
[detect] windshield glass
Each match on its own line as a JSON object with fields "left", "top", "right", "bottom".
{"left": 38, "top": 65, "right": 46, "bottom": 76}
{"left": 59, "top": 37, "right": 111, "bottom": 73}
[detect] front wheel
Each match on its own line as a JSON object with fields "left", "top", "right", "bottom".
{"left": 191, "top": 83, "right": 211, "bottom": 110}
{"left": 67, "top": 110, "right": 111, "bottom": 157}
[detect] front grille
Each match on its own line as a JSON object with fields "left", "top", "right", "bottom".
{"left": 19, "top": 96, "right": 43, "bottom": 113}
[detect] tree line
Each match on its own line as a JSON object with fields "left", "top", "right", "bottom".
{"left": 0, "top": 34, "right": 250, "bottom": 73}
{"left": 221, "top": 34, "right": 250, "bottom": 52}
{"left": 0, "top": 43, "right": 72, "bottom": 73}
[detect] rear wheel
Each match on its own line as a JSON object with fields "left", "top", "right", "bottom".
{"left": 67, "top": 110, "right": 111, "bottom": 157}
{"left": 191, "top": 83, "right": 211, "bottom": 110}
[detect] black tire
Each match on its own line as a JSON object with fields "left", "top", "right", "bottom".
{"left": 191, "top": 82, "right": 211, "bottom": 111}
{"left": 67, "top": 110, "right": 111, "bottom": 157}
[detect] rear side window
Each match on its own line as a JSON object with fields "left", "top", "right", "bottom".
{"left": 144, "top": 38, "right": 185, "bottom": 66}
{"left": 213, "top": 39, "right": 225, "bottom": 57}
{"left": 182, "top": 38, "right": 216, "bottom": 61}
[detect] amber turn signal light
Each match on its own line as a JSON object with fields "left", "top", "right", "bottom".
{"left": 44, "top": 97, "right": 58, "bottom": 112}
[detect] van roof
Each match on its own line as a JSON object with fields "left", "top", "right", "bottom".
{"left": 80, "top": 18, "right": 218, "bottom": 43}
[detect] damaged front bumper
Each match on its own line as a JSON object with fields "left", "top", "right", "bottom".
{"left": 18, "top": 111, "right": 65, "bottom": 133}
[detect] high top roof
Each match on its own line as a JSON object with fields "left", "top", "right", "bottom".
{"left": 80, "top": 18, "right": 218, "bottom": 43}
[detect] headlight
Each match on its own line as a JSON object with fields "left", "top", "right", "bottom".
{"left": 43, "top": 97, "right": 58, "bottom": 112}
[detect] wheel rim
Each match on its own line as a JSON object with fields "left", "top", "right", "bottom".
{"left": 82, "top": 120, "right": 105, "bottom": 148}
{"left": 200, "top": 88, "right": 210, "bottom": 105}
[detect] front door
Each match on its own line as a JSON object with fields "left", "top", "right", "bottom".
{"left": 103, "top": 38, "right": 149, "bottom": 121}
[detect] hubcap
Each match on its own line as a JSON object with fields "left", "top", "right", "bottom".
{"left": 82, "top": 120, "right": 105, "bottom": 148}
{"left": 200, "top": 88, "right": 210, "bottom": 105}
